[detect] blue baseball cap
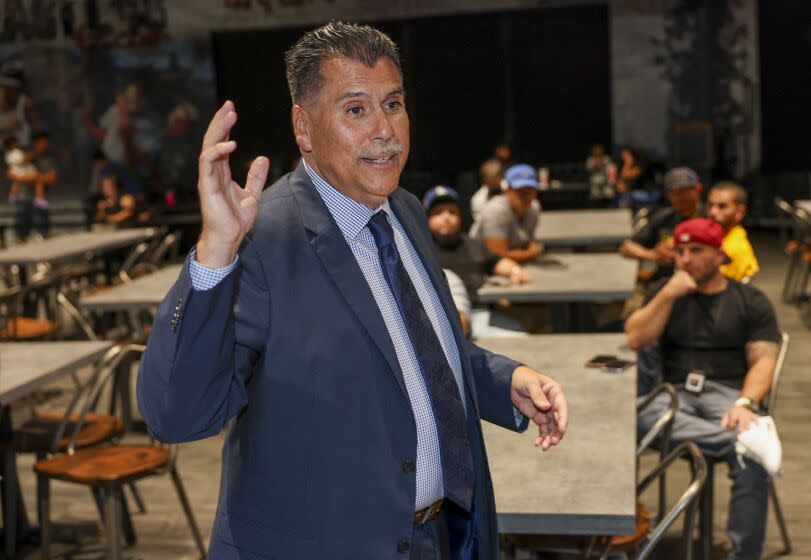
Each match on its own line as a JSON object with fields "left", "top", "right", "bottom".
{"left": 504, "top": 164, "right": 540, "bottom": 190}
{"left": 422, "top": 185, "right": 459, "bottom": 211}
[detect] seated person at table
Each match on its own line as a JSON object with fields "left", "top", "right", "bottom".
{"left": 470, "top": 158, "right": 504, "bottom": 221}
{"left": 586, "top": 143, "right": 614, "bottom": 199}
{"left": 707, "top": 181, "right": 759, "bottom": 282}
{"left": 95, "top": 174, "right": 137, "bottom": 225}
{"left": 626, "top": 217, "right": 782, "bottom": 560}
{"left": 424, "top": 185, "right": 529, "bottom": 335}
{"left": 620, "top": 166, "right": 704, "bottom": 283}
{"left": 470, "top": 163, "right": 542, "bottom": 263}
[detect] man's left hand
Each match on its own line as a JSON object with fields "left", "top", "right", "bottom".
{"left": 720, "top": 406, "right": 758, "bottom": 431}
{"left": 510, "top": 366, "right": 568, "bottom": 451}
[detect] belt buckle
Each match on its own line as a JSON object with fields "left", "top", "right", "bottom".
{"left": 420, "top": 499, "right": 443, "bottom": 525}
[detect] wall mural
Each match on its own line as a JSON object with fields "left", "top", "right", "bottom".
{"left": 0, "top": 1, "right": 214, "bottom": 204}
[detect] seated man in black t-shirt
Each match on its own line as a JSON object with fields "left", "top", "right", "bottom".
{"left": 626, "top": 217, "right": 781, "bottom": 560}
{"left": 423, "top": 185, "right": 529, "bottom": 336}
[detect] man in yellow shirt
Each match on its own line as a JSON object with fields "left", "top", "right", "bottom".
{"left": 707, "top": 181, "right": 759, "bottom": 281}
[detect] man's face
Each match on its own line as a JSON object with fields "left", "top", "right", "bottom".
{"left": 100, "top": 177, "right": 117, "bottom": 199}
{"left": 707, "top": 189, "right": 745, "bottom": 230}
{"left": 675, "top": 242, "right": 724, "bottom": 284}
{"left": 666, "top": 186, "right": 700, "bottom": 216}
{"left": 504, "top": 187, "right": 537, "bottom": 218}
{"left": 427, "top": 201, "right": 461, "bottom": 237}
{"left": 292, "top": 57, "right": 409, "bottom": 209}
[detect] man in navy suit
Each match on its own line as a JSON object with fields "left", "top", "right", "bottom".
{"left": 138, "top": 21, "right": 568, "bottom": 559}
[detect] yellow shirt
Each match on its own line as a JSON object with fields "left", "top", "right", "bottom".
{"left": 720, "top": 225, "right": 759, "bottom": 281}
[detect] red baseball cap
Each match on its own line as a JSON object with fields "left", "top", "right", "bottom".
{"left": 673, "top": 218, "right": 724, "bottom": 248}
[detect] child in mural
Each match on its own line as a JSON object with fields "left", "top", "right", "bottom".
{"left": 4, "top": 137, "right": 43, "bottom": 203}
{"left": 4, "top": 134, "right": 53, "bottom": 240}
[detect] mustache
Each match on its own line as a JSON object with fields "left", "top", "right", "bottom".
{"left": 357, "top": 141, "right": 404, "bottom": 159}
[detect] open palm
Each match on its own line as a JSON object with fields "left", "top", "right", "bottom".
{"left": 197, "top": 100, "right": 269, "bottom": 267}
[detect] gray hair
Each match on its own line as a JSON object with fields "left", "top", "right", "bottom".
{"left": 284, "top": 21, "right": 402, "bottom": 104}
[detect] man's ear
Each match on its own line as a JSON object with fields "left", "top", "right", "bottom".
{"left": 292, "top": 104, "right": 312, "bottom": 153}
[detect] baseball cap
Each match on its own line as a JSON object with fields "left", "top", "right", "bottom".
{"left": 664, "top": 167, "right": 700, "bottom": 191}
{"left": 504, "top": 164, "right": 540, "bottom": 190}
{"left": 422, "top": 185, "right": 459, "bottom": 212}
{"left": 673, "top": 218, "right": 724, "bottom": 248}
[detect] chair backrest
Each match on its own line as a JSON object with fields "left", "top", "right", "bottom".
{"left": 765, "top": 331, "right": 789, "bottom": 415}
{"left": 118, "top": 241, "right": 153, "bottom": 282}
{"left": 0, "top": 274, "right": 63, "bottom": 340}
{"left": 774, "top": 196, "right": 793, "bottom": 217}
{"left": 148, "top": 231, "right": 182, "bottom": 267}
{"left": 0, "top": 285, "right": 23, "bottom": 339}
{"left": 59, "top": 343, "right": 147, "bottom": 455}
{"left": 636, "top": 382, "right": 678, "bottom": 457}
{"left": 635, "top": 442, "right": 707, "bottom": 560}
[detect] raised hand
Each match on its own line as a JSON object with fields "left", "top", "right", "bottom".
{"left": 663, "top": 269, "right": 698, "bottom": 299}
{"left": 196, "top": 101, "right": 269, "bottom": 268}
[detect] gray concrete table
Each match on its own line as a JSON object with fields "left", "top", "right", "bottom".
{"left": 0, "top": 340, "right": 113, "bottom": 556}
{"left": 0, "top": 228, "right": 154, "bottom": 266}
{"left": 477, "top": 254, "right": 637, "bottom": 304}
{"left": 535, "top": 209, "right": 631, "bottom": 248}
{"left": 80, "top": 264, "right": 182, "bottom": 312}
{"left": 477, "top": 334, "right": 637, "bottom": 535}
{"left": 0, "top": 340, "right": 112, "bottom": 406}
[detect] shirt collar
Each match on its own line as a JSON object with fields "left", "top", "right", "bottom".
{"left": 302, "top": 158, "right": 391, "bottom": 241}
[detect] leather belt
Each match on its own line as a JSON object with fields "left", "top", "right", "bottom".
{"left": 414, "top": 499, "right": 444, "bottom": 524}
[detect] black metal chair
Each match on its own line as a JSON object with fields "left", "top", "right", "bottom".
{"left": 34, "top": 344, "right": 206, "bottom": 560}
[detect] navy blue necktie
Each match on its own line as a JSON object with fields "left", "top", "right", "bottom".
{"left": 367, "top": 210, "right": 474, "bottom": 512}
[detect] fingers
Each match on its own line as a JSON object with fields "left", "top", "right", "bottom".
{"left": 720, "top": 412, "right": 730, "bottom": 429}
{"left": 528, "top": 381, "right": 551, "bottom": 413}
{"left": 199, "top": 140, "right": 237, "bottom": 187}
{"left": 202, "top": 100, "right": 236, "bottom": 151}
{"left": 244, "top": 156, "right": 270, "bottom": 201}
{"left": 545, "top": 383, "right": 568, "bottom": 434}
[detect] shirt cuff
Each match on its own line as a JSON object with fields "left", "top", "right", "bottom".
{"left": 513, "top": 406, "right": 526, "bottom": 428}
{"left": 188, "top": 248, "right": 239, "bottom": 291}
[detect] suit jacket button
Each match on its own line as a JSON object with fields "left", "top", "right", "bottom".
{"left": 402, "top": 460, "right": 415, "bottom": 473}
{"left": 397, "top": 540, "right": 410, "bottom": 553}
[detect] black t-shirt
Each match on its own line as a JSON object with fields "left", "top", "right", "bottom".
{"left": 631, "top": 205, "right": 703, "bottom": 281}
{"left": 645, "top": 279, "right": 781, "bottom": 389}
{"left": 435, "top": 234, "right": 499, "bottom": 299}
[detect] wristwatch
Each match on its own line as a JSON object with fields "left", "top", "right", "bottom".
{"left": 734, "top": 396, "right": 760, "bottom": 413}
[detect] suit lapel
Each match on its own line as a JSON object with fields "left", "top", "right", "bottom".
{"left": 389, "top": 190, "right": 482, "bottom": 417}
{"left": 289, "top": 166, "right": 409, "bottom": 401}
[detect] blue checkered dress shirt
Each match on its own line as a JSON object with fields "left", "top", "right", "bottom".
{"left": 189, "top": 161, "right": 474, "bottom": 509}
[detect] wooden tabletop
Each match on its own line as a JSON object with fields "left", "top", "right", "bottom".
{"left": 477, "top": 334, "right": 637, "bottom": 535}
{"left": 0, "top": 341, "right": 113, "bottom": 406}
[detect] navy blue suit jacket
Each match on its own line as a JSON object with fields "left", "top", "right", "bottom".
{"left": 138, "top": 164, "right": 528, "bottom": 559}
